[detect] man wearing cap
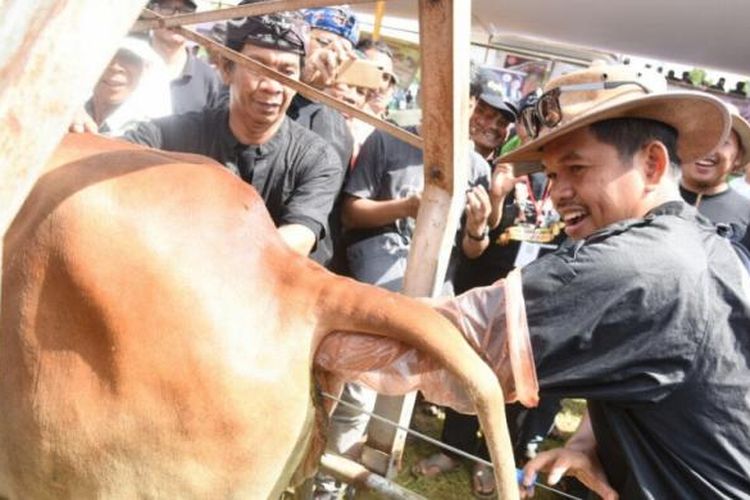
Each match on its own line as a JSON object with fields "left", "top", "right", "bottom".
{"left": 123, "top": 10, "right": 341, "bottom": 260}
{"left": 470, "top": 86, "right": 518, "bottom": 162}
{"left": 147, "top": 0, "right": 224, "bottom": 113}
{"left": 679, "top": 108, "right": 750, "bottom": 248}
{"left": 438, "top": 65, "right": 750, "bottom": 498}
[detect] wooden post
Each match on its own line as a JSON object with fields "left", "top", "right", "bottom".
{"left": 0, "top": 0, "right": 147, "bottom": 302}
{"left": 361, "top": 0, "right": 473, "bottom": 478}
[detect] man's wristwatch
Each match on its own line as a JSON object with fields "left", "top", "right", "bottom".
{"left": 466, "top": 226, "right": 489, "bottom": 241}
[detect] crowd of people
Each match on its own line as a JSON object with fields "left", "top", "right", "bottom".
{"left": 72, "top": 0, "right": 750, "bottom": 498}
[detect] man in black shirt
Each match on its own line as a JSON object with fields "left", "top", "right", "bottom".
{"left": 680, "top": 109, "right": 750, "bottom": 247}
{"left": 124, "top": 8, "right": 341, "bottom": 259}
{"left": 443, "top": 65, "right": 750, "bottom": 498}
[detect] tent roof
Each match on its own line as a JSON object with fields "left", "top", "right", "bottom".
{"left": 352, "top": 0, "right": 749, "bottom": 76}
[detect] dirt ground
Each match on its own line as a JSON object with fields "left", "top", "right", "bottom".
{"left": 355, "top": 399, "right": 587, "bottom": 500}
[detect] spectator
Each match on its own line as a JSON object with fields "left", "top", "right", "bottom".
{"left": 356, "top": 38, "right": 398, "bottom": 118}
{"left": 122, "top": 8, "right": 342, "bottom": 259}
{"left": 680, "top": 107, "right": 750, "bottom": 247}
{"left": 348, "top": 38, "right": 398, "bottom": 164}
{"left": 286, "top": 6, "right": 362, "bottom": 268}
{"left": 148, "top": 0, "right": 225, "bottom": 113}
{"left": 76, "top": 36, "right": 172, "bottom": 136}
{"left": 469, "top": 85, "right": 517, "bottom": 162}
{"left": 439, "top": 64, "right": 750, "bottom": 498}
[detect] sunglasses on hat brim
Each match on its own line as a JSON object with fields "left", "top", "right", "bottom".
{"left": 520, "top": 80, "right": 651, "bottom": 139}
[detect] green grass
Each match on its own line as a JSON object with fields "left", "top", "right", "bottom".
{"left": 355, "top": 399, "right": 586, "bottom": 500}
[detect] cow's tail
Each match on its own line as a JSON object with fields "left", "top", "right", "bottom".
{"left": 316, "top": 274, "right": 520, "bottom": 500}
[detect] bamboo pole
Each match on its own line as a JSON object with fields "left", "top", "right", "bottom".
{"left": 133, "top": 0, "right": 376, "bottom": 31}
{"left": 143, "top": 9, "right": 423, "bottom": 150}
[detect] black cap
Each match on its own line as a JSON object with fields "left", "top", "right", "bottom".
{"left": 225, "top": 0, "right": 307, "bottom": 56}
{"left": 478, "top": 91, "right": 518, "bottom": 123}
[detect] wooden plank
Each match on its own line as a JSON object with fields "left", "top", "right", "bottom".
{"left": 0, "top": 0, "right": 147, "bottom": 299}
{"left": 361, "top": 0, "right": 473, "bottom": 477}
{"left": 133, "top": 0, "right": 376, "bottom": 31}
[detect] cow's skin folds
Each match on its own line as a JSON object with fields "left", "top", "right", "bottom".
{"left": 315, "top": 269, "right": 539, "bottom": 414}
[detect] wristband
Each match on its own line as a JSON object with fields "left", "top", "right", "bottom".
{"left": 466, "top": 226, "right": 489, "bottom": 241}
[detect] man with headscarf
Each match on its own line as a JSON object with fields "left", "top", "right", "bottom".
{"left": 123, "top": 9, "right": 341, "bottom": 259}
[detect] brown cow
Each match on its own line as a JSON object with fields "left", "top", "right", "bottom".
{"left": 0, "top": 134, "right": 518, "bottom": 499}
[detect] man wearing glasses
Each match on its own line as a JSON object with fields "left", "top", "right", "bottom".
{"left": 440, "top": 65, "right": 750, "bottom": 498}
{"left": 123, "top": 8, "right": 341, "bottom": 260}
{"left": 147, "top": 0, "right": 224, "bottom": 113}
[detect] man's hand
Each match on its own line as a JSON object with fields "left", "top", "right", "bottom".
{"left": 464, "top": 185, "right": 491, "bottom": 236}
{"left": 490, "top": 162, "right": 521, "bottom": 201}
{"left": 69, "top": 107, "right": 98, "bottom": 134}
{"left": 302, "top": 39, "right": 355, "bottom": 88}
{"left": 521, "top": 448, "right": 618, "bottom": 500}
{"left": 403, "top": 191, "right": 421, "bottom": 219}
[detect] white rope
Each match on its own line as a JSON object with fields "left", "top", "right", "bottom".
{"left": 321, "top": 391, "right": 583, "bottom": 500}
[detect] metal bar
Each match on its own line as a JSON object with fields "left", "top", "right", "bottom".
{"left": 154, "top": 12, "right": 423, "bottom": 150}
{"left": 319, "top": 453, "right": 427, "bottom": 500}
{"left": 323, "top": 392, "right": 583, "bottom": 500}
{"left": 133, "top": 0, "right": 377, "bottom": 31}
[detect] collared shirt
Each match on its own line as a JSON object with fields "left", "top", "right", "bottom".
{"left": 522, "top": 201, "right": 750, "bottom": 498}
{"left": 170, "top": 52, "right": 225, "bottom": 114}
{"left": 122, "top": 106, "right": 342, "bottom": 262}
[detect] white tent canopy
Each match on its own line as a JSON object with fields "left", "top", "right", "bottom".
{"left": 352, "top": 0, "right": 749, "bottom": 78}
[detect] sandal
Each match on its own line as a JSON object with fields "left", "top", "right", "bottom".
{"left": 411, "top": 452, "right": 459, "bottom": 478}
{"left": 472, "top": 463, "right": 496, "bottom": 499}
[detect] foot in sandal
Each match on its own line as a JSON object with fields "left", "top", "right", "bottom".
{"left": 411, "top": 452, "right": 459, "bottom": 478}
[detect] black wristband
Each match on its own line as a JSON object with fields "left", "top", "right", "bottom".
{"left": 466, "top": 227, "right": 489, "bottom": 241}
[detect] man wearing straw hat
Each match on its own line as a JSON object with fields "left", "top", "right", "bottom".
{"left": 441, "top": 64, "right": 750, "bottom": 498}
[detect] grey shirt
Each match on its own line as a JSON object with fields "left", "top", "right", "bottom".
{"left": 522, "top": 200, "right": 750, "bottom": 498}
{"left": 122, "top": 106, "right": 342, "bottom": 262}
{"left": 170, "top": 52, "right": 225, "bottom": 114}
{"left": 344, "top": 128, "right": 489, "bottom": 292}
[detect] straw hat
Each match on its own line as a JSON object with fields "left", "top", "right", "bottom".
{"left": 729, "top": 107, "right": 750, "bottom": 167}
{"left": 499, "top": 64, "right": 731, "bottom": 175}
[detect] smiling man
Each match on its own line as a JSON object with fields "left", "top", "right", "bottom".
{"left": 679, "top": 109, "right": 750, "bottom": 246}
{"left": 470, "top": 85, "right": 518, "bottom": 161}
{"left": 440, "top": 65, "right": 750, "bottom": 499}
{"left": 123, "top": 11, "right": 341, "bottom": 259}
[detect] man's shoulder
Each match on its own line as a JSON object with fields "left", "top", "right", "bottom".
{"left": 284, "top": 117, "right": 340, "bottom": 161}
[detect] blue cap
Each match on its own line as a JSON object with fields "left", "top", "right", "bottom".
{"left": 304, "top": 7, "right": 360, "bottom": 47}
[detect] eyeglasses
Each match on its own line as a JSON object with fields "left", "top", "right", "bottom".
{"left": 519, "top": 80, "right": 651, "bottom": 139}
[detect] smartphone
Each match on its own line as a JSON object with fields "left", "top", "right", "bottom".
{"left": 336, "top": 58, "right": 385, "bottom": 90}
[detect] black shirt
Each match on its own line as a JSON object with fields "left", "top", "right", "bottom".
{"left": 680, "top": 185, "right": 750, "bottom": 245}
{"left": 522, "top": 201, "right": 750, "bottom": 498}
{"left": 287, "top": 94, "right": 353, "bottom": 170}
{"left": 454, "top": 173, "right": 561, "bottom": 293}
{"left": 170, "top": 52, "right": 225, "bottom": 114}
{"left": 122, "top": 106, "right": 342, "bottom": 262}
